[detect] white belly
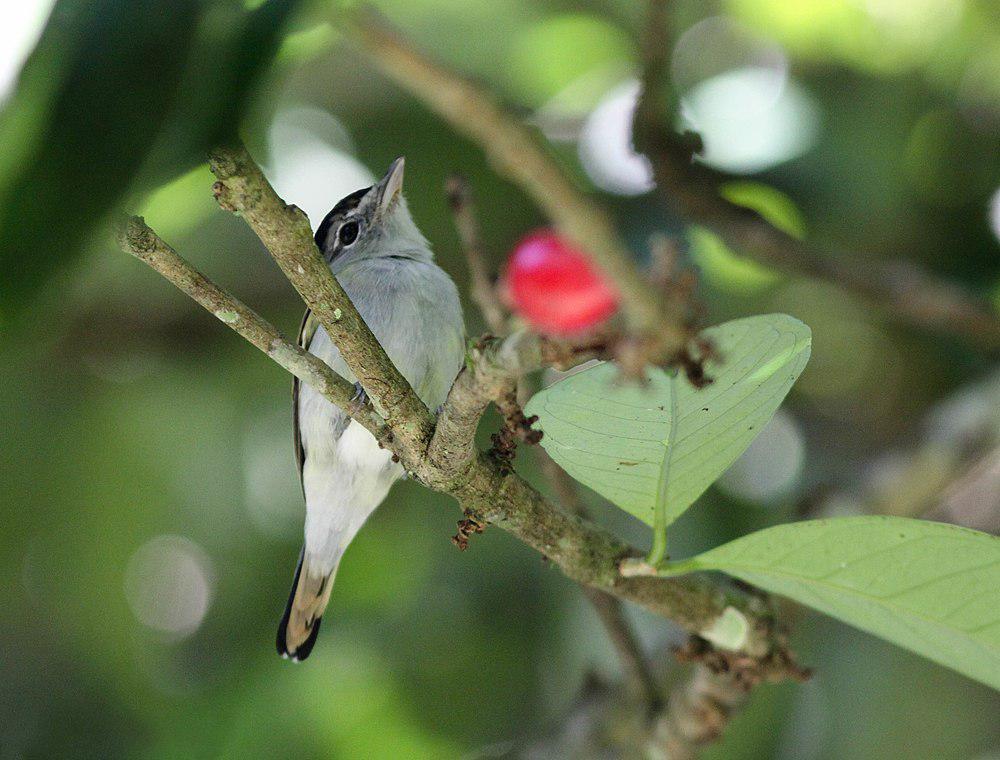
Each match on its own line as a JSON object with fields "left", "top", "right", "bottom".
{"left": 302, "top": 420, "right": 402, "bottom": 572}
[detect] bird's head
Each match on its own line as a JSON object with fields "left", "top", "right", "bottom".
{"left": 313, "top": 157, "right": 430, "bottom": 269}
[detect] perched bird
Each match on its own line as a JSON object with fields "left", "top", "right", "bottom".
{"left": 277, "top": 158, "right": 465, "bottom": 661}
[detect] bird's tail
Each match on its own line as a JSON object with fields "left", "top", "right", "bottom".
{"left": 276, "top": 547, "right": 336, "bottom": 661}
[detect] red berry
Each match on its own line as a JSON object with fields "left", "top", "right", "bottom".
{"left": 502, "top": 230, "right": 619, "bottom": 335}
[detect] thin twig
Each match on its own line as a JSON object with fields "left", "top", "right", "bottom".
{"left": 444, "top": 179, "right": 667, "bottom": 704}
{"left": 542, "top": 453, "right": 664, "bottom": 711}
{"left": 584, "top": 588, "right": 664, "bottom": 712}
{"left": 116, "top": 217, "right": 388, "bottom": 441}
{"left": 445, "top": 174, "right": 507, "bottom": 333}
{"left": 634, "top": 0, "right": 1000, "bottom": 350}
{"left": 345, "top": 5, "right": 692, "bottom": 365}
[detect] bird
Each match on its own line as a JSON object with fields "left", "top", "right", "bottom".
{"left": 276, "top": 157, "right": 465, "bottom": 661}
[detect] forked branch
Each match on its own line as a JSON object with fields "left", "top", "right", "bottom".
{"left": 118, "top": 148, "right": 801, "bottom": 687}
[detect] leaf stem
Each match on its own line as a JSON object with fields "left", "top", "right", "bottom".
{"left": 654, "top": 559, "right": 702, "bottom": 577}
{"left": 648, "top": 523, "right": 669, "bottom": 567}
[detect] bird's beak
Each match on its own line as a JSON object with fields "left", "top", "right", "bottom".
{"left": 375, "top": 157, "right": 405, "bottom": 218}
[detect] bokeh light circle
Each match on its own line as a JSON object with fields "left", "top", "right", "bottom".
{"left": 671, "top": 16, "right": 788, "bottom": 102}
{"left": 718, "top": 409, "right": 806, "bottom": 503}
{"left": 989, "top": 186, "right": 1000, "bottom": 243}
{"left": 123, "top": 535, "right": 214, "bottom": 639}
{"left": 267, "top": 106, "right": 374, "bottom": 233}
{"left": 577, "top": 79, "right": 655, "bottom": 195}
{"left": 680, "top": 68, "right": 820, "bottom": 174}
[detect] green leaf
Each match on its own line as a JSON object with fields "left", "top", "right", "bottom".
{"left": 0, "top": 0, "right": 301, "bottom": 318}
{"left": 525, "top": 314, "right": 811, "bottom": 532}
{"left": 663, "top": 517, "right": 1000, "bottom": 691}
{"left": 719, "top": 181, "right": 807, "bottom": 239}
{"left": 689, "top": 226, "right": 782, "bottom": 293}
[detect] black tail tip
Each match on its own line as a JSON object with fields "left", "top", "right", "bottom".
{"left": 276, "top": 615, "right": 322, "bottom": 662}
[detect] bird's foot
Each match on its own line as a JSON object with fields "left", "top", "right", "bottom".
{"left": 349, "top": 382, "right": 369, "bottom": 416}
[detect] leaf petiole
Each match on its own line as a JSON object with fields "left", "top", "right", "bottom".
{"left": 652, "top": 558, "right": 702, "bottom": 577}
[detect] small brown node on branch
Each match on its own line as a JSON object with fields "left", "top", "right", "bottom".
{"left": 674, "top": 636, "right": 811, "bottom": 689}
{"left": 489, "top": 427, "right": 518, "bottom": 475}
{"left": 678, "top": 129, "right": 705, "bottom": 160}
{"left": 686, "top": 334, "right": 719, "bottom": 389}
{"left": 497, "top": 386, "right": 542, "bottom": 445}
{"left": 677, "top": 345, "right": 711, "bottom": 389}
{"left": 471, "top": 333, "right": 495, "bottom": 353}
{"left": 451, "top": 514, "right": 486, "bottom": 550}
{"left": 377, "top": 429, "right": 395, "bottom": 449}
{"left": 524, "top": 424, "right": 542, "bottom": 444}
{"left": 212, "top": 180, "right": 237, "bottom": 212}
{"left": 538, "top": 332, "right": 615, "bottom": 370}
{"left": 489, "top": 385, "right": 542, "bottom": 473}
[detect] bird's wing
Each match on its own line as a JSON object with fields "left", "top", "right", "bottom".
{"left": 292, "top": 308, "right": 321, "bottom": 488}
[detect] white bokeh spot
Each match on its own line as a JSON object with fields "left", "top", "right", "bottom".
{"left": 0, "top": 1, "right": 56, "bottom": 103}
{"left": 680, "top": 68, "right": 821, "bottom": 174}
{"left": 267, "top": 106, "right": 375, "bottom": 232}
{"left": 123, "top": 535, "right": 214, "bottom": 640}
{"left": 578, "top": 79, "right": 655, "bottom": 196}
{"left": 989, "top": 186, "right": 1000, "bottom": 243}
{"left": 717, "top": 409, "right": 806, "bottom": 503}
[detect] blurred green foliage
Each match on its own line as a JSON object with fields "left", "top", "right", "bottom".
{"left": 1, "top": 0, "right": 998, "bottom": 757}
{"left": 0, "top": 0, "right": 300, "bottom": 317}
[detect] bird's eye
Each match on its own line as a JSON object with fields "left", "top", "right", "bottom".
{"left": 338, "top": 221, "right": 359, "bottom": 246}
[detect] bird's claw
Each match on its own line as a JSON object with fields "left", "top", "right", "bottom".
{"left": 349, "top": 382, "right": 369, "bottom": 415}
